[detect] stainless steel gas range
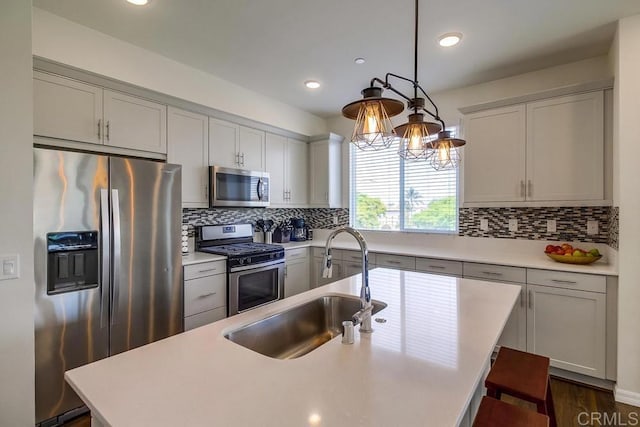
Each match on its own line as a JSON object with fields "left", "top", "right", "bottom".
{"left": 195, "top": 224, "right": 284, "bottom": 315}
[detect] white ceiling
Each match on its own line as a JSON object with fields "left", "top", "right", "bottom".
{"left": 33, "top": 0, "right": 640, "bottom": 118}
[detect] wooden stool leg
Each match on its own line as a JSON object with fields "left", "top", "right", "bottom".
{"left": 486, "top": 387, "right": 502, "bottom": 400}
{"left": 545, "top": 379, "right": 557, "bottom": 427}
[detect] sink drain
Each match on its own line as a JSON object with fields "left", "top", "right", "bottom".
{"left": 374, "top": 318, "right": 387, "bottom": 323}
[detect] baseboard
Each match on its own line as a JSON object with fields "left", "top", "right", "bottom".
{"left": 549, "top": 367, "right": 615, "bottom": 391}
{"left": 615, "top": 386, "right": 640, "bottom": 407}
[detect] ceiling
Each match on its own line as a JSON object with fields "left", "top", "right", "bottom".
{"left": 34, "top": 0, "right": 640, "bottom": 118}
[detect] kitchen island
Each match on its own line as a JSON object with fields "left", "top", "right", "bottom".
{"left": 66, "top": 268, "right": 520, "bottom": 427}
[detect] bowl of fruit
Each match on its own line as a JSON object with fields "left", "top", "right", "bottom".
{"left": 544, "top": 244, "right": 602, "bottom": 264}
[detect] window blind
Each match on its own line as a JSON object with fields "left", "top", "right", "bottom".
{"left": 350, "top": 128, "right": 459, "bottom": 233}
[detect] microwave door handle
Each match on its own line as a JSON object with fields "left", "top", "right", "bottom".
{"left": 257, "top": 178, "right": 263, "bottom": 200}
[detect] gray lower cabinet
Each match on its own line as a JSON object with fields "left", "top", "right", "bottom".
{"left": 312, "top": 248, "right": 343, "bottom": 287}
{"left": 183, "top": 260, "right": 227, "bottom": 330}
{"left": 415, "top": 257, "right": 463, "bottom": 277}
{"left": 463, "top": 263, "right": 527, "bottom": 351}
{"left": 284, "top": 248, "right": 310, "bottom": 298}
{"left": 526, "top": 269, "right": 607, "bottom": 379}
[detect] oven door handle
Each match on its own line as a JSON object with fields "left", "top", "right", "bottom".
{"left": 230, "top": 259, "right": 284, "bottom": 273}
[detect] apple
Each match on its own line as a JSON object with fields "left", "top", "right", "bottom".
{"left": 572, "top": 250, "right": 585, "bottom": 257}
{"left": 589, "top": 248, "right": 601, "bottom": 257}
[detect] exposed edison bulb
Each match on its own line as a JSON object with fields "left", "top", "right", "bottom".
{"left": 431, "top": 140, "right": 461, "bottom": 170}
{"left": 362, "top": 104, "right": 381, "bottom": 142}
{"left": 398, "top": 122, "right": 430, "bottom": 160}
{"left": 407, "top": 127, "right": 423, "bottom": 151}
{"left": 351, "top": 100, "right": 395, "bottom": 150}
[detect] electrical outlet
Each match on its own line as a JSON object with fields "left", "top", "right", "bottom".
{"left": 480, "top": 218, "right": 489, "bottom": 231}
{"left": 0, "top": 254, "right": 19, "bottom": 281}
{"left": 332, "top": 215, "right": 338, "bottom": 225}
{"left": 508, "top": 219, "right": 518, "bottom": 232}
{"left": 587, "top": 220, "right": 599, "bottom": 235}
{"left": 546, "top": 219, "right": 557, "bottom": 233}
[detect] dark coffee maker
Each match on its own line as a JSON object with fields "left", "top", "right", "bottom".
{"left": 291, "top": 218, "right": 308, "bottom": 241}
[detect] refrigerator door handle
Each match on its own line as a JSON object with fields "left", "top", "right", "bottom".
{"left": 111, "top": 189, "right": 122, "bottom": 326}
{"left": 100, "top": 189, "right": 110, "bottom": 329}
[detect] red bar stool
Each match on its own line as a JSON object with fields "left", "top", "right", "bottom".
{"left": 485, "top": 347, "right": 557, "bottom": 427}
{"left": 473, "top": 396, "right": 549, "bottom": 427}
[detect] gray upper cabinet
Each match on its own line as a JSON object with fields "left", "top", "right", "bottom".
{"left": 103, "top": 90, "right": 167, "bottom": 154}
{"left": 309, "top": 134, "right": 343, "bottom": 208}
{"left": 34, "top": 71, "right": 103, "bottom": 145}
{"left": 266, "top": 133, "right": 309, "bottom": 207}
{"left": 209, "top": 118, "right": 265, "bottom": 171}
{"left": 167, "top": 107, "right": 209, "bottom": 207}
{"left": 34, "top": 71, "right": 168, "bottom": 155}
{"left": 463, "top": 91, "right": 605, "bottom": 204}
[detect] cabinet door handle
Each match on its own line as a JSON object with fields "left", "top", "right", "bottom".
{"left": 197, "top": 292, "right": 217, "bottom": 299}
{"left": 105, "top": 120, "right": 110, "bottom": 141}
{"left": 428, "top": 265, "right": 447, "bottom": 270}
{"left": 235, "top": 152, "right": 240, "bottom": 165}
{"left": 386, "top": 260, "right": 402, "bottom": 265}
{"left": 198, "top": 268, "right": 218, "bottom": 273}
{"left": 527, "top": 180, "right": 532, "bottom": 197}
{"left": 284, "top": 266, "right": 288, "bottom": 277}
{"left": 325, "top": 191, "right": 328, "bottom": 202}
{"left": 481, "top": 271, "right": 503, "bottom": 276}
{"left": 520, "top": 180, "right": 525, "bottom": 198}
{"left": 528, "top": 290, "right": 533, "bottom": 309}
{"left": 551, "top": 279, "right": 577, "bottom": 285}
{"left": 520, "top": 289, "right": 525, "bottom": 308}
{"left": 240, "top": 152, "right": 245, "bottom": 166}
{"left": 97, "top": 119, "right": 101, "bottom": 139}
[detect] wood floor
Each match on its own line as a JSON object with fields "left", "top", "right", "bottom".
{"left": 503, "top": 377, "right": 639, "bottom": 427}
{"left": 63, "top": 378, "right": 638, "bottom": 426}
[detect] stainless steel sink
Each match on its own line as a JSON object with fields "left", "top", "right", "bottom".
{"left": 224, "top": 295, "right": 387, "bottom": 359}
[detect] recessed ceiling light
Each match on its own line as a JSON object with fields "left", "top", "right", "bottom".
{"left": 438, "top": 33, "right": 462, "bottom": 47}
{"left": 354, "top": 57, "right": 366, "bottom": 65}
{"left": 126, "top": 0, "right": 149, "bottom": 5}
{"left": 304, "top": 80, "right": 321, "bottom": 89}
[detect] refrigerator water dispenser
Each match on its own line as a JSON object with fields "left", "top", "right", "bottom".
{"left": 46, "top": 231, "right": 99, "bottom": 294}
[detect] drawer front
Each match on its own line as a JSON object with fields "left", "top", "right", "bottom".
{"left": 184, "top": 260, "right": 226, "bottom": 280}
{"left": 375, "top": 254, "right": 415, "bottom": 270}
{"left": 415, "top": 257, "right": 463, "bottom": 277}
{"left": 342, "top": 250, "right": 377, "bottom": 265}
{"left": 285, "top": 247, "right": 308, "bottom": 262}
{"left": 184, "top": 306, "right": 226, "bottom": 331}
{"left": 184, "top": 274, "right": 226, "bottom": 316}
{"left": 312, "top": 247, "right": 343, "bottom": 260}
{"left": 463, "top": 262, "right": 526, "bottom": 283}
{"left": 527, "top": 269, "right": 606, "bottom": 293}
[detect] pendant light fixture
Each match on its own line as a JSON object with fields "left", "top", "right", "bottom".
{"left": 342, "top": 87, "right": 404, "bottom": 150}
{"left": 341, "top": 0, "right": 466, "bottom": 169}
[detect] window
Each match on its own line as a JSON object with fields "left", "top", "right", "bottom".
{"left": 350, "top": 129, "right": 459, "bottom": 233}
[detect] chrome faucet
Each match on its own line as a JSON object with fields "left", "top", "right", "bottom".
{"left": 323, "top": 227, "right": 373, "bottom": 334}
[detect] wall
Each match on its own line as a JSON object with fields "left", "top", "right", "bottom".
{"left": 613, "top": 14, "right": 640, "bottom": 406}
{"left": 0, "top": 1, "right": 35, "bottom": 425}
{"left": 32, "top": 8, "right": 327, "bottom": 137}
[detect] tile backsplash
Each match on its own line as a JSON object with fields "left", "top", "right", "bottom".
{"left": 182, "top": 206, "right": 619, "bottom": 249}
{"left": 182, "top": 207, "right": 349, "bottom": 236}
{"left": 459, "top": 206, "right": 612, "bottom": 244}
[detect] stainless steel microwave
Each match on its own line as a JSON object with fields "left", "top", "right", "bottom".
{"left": 209, "top": 166, "right": 270, "bottom": 208}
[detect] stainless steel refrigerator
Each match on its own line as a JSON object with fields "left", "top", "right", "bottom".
{"left": 33, "top": 147, "right": 183, "bottom": 425}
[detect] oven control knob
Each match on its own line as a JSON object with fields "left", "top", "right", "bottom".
{"left": 245, "top": 257, "right": 251, "bottom": 265}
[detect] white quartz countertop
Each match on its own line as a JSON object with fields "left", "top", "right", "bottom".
{"left": 66, "top": 269, "right": 520, "bottom": 427}
{"left": 183, "top": 231, "right": 617, "bottom": 276}
{"left": 181, "top": 251, "right": 226, "bottom": 265}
